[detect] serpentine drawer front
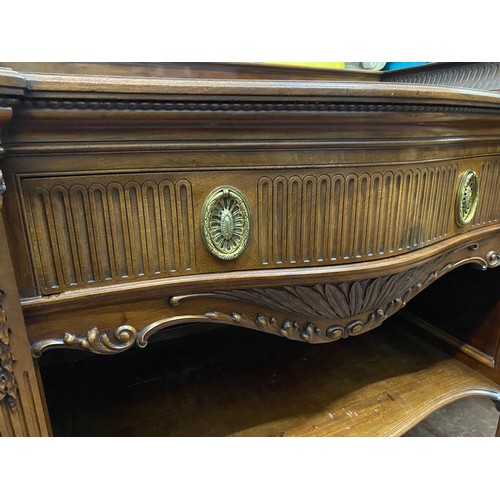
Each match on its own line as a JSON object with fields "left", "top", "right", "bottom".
{"left": 18, "top": 162, "right": 498, "bottom": 294}
{"left": 0, "top": 62, "right": 500, "bottom": 436}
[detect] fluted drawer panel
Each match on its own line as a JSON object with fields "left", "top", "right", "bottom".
{"left": 21, "top": 163, "right": 473, "bottom": 295}
{"left": 257, "top": 165, "right": 458, "bottom": 265}
{"left": 23, "top": 177, "right": 196, "bottom": 293}
{"left": 473, "top": 160, "right": 500, "bottom": 226}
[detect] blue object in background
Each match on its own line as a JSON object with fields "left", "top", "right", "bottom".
{"left": 383, "top": 62, "right": 428, "bottom": 71}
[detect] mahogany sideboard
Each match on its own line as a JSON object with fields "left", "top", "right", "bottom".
{"left": 1, "top": 62, "right": 499, "bottom": 436}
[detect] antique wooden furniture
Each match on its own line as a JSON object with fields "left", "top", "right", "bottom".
{"left": 0, "top": 62, "right": 499, "bottom": 436}
{"left": 36, "top": 317, "right": 499, "bottom": 437}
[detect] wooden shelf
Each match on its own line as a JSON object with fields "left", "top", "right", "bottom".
{"left": 38, "top": 316, "right": 500, "bottom": 437}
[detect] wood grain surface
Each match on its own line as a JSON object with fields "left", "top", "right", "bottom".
{"left": 38, "top": 317, "right": 500, "bottom": 437}
{"left": 1, "top": 62, "right": 499, "bottom": 436}
{"left": 403, "top": 265, "right": 500, "bottom": 383}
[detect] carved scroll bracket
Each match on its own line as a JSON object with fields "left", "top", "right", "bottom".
{"left": 136, "top": 311, "right": 323, "bottom": 348}
{"left": 32, "top": 325, "right": 138, "bottom": 357}
{"left": 452, "top": 246, "right": 500, "bottom": 270}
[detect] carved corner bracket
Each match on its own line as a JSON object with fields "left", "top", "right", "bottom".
{"left": 0, "top": 291, "right": 18, "bottom": 410}
{"left": 32, "top": 324, "right": 138, "bottom": 357}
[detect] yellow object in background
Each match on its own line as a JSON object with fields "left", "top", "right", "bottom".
{"left": 267, "top": 62, "right": 345, "bottom": 69}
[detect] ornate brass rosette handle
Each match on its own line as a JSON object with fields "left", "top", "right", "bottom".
{"left": 201, "top": 186, "right": 251, "bottom": 260}
{"left": 456, "top": 170, "right": 480, "bottom": 227}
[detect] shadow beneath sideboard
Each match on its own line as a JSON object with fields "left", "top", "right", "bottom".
{"left": 37, "top": 312, "right": 472, "bottom": 437}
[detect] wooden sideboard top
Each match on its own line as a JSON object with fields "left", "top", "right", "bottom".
{"left": 2, "top": 61, "right": 500, "bottom": 91}
{"left": 2, "top": 63, "right": 500, "bottom": 103}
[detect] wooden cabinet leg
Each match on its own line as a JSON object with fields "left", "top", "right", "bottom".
{"left": 0, "top": 180, "right": 52, "bottom": 436}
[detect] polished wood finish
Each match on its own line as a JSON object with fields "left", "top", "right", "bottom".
{"left": 0, "top": 174, "right": 51, "bottom": 436}
{"left": 17, "top": 163, "right": 497, "bottom": 295}
{"left": 402, "top": 265, "right": 500, "bottom": 383}
{"left": 0, "top": 61, "right": 378, "bottom": 81}
{"left": 0, "top": 62, "right": 500, "bottom": 436}
{"left": 38, "top": 318, "right": 500, "bottom": 437}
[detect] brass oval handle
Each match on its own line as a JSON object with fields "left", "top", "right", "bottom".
{"left": 201, "top": 186, "right": 251, "bottom": 260}
{"left": 455, "top": 170, "right": 480, "bottom": 227}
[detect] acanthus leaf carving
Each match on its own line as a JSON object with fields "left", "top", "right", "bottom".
{"left": 30, "top": 244, "right": 500, "bottom": 356}
{"left": 32, "top": 324, "right": 138, "bottom": 357}
{"left": 207, "top": 254, "right": 449, "bottom": 320}
{"left": 0, "top": 292, "right": 17, "bottom": 410}
{"left": 168, "top": 245, "right": 499, "bottom": 344}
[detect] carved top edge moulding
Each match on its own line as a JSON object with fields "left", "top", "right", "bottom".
{"left": 2, "top": 65, "right": 500, "bottom": 112}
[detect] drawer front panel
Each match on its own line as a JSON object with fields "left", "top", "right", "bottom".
{"left": 23, "top": 176, "right": 196, "bottom": 293}
{"left": 257, "top": 164, "right": 458, "bottom": 265}
{"left": 473, "top": 160, "right": 500, "bottom": 226}
{"left": 19, "top": 160, "right": 499, "bottom": 295}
